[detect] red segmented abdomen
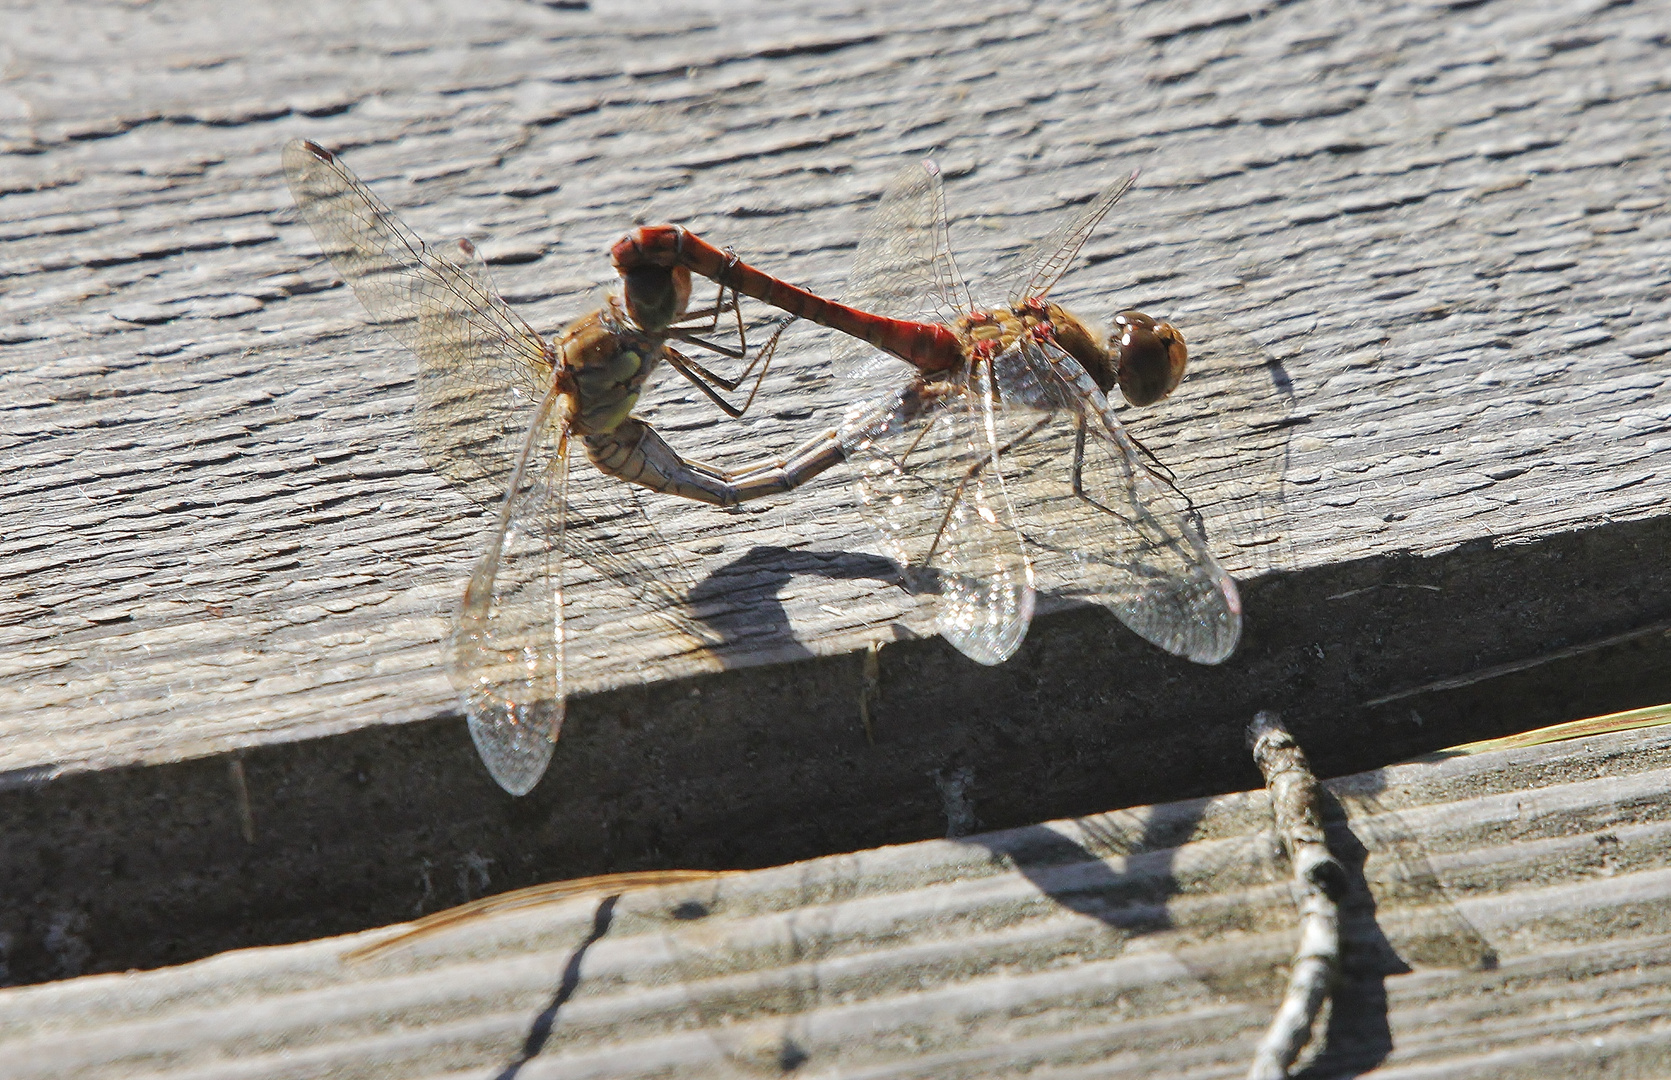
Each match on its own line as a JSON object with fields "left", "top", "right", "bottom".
{"left": 612, "top": 225, "right": 965, "bottom": 375}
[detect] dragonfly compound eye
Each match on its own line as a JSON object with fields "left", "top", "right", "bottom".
{"left": 1113, "top": 310, "right": 1187, "bottom": 407}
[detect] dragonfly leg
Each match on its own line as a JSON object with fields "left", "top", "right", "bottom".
{"left": 661, "top": 316, "right": 792, "bottom": 417}
{"left": 675, "top": 276, "right": 743, "bottom": 333}
{"left": 1068, "top": 416, "right": 1132, "bottom": 524}
{"left": 1069, "top": 417, "right": 1207, "bottom": 536}
{"left": 1123, "top": 426, "right": 1207, "bottom": 536}
{"left": 667, "top": 284, "right": 750, "bottom": 360}
{"left": 894, "top": 407, "right": 941, "bottom": 471}
{"left": 922, "top": 466, "right": 974, "bottom": 569}
{"left": 656, "top": 260, "right": 794, "bottom": 419}
{"left": 585, "top": 417, "right": 844, "bottom": 507}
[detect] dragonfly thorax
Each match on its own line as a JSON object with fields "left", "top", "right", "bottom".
{"left": 559, "top": 305, "right": 661, "bottom": 436}
{"left": 952, "top": 303, "right": 1186, "bottom": 408}
{"left": 954, "top": 302, "right": 1114, "bottom": 387}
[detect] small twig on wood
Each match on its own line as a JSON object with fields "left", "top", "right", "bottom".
{"left": 227, "top": 754, "right": 256, "bottom": 844}
{"left": 858, "top": 641, "right": 881, "bottom": 746}
{"left": 1246, "top": 710, "right": 1347, "bottom": 1080}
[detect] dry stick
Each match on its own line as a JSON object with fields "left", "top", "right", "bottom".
{"left": 1246, "top": 710, "right": 1347, "bottom": 1080}
{"left": 857, "top": 642, "right": 881, "bottom": 746}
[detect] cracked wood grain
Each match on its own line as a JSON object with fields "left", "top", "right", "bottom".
{"left": 2, "top": 0, "right": 1669, "bottom": 781}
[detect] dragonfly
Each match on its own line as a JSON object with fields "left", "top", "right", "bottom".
{"left": 613, "top": 161, "right": 1241, "bottom": 667}
{"left": 281, "top": 139, "right": 846, "bottom": 795}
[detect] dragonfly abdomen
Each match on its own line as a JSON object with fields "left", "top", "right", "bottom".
{"left": 584, "top": 419, "right": 845, "bottom": 507}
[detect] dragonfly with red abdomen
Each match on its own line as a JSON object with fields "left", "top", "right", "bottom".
{"left": 613, "top": 162, "right": 1241, "bottom": 667}
{"left": 283, "top": 139, "right": 846, "bottom": 795}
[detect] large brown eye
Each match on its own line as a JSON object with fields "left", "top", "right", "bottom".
{"left": 621, "top": 264, "right": 692, "bottom": 331}
{"left": 1113, "top": 309, "right": 1187, "bottom": 407}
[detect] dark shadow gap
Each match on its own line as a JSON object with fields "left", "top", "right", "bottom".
{"left": 4, "top": 513, "right": 1671, "bottom": 986}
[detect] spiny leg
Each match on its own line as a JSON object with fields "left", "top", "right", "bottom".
{"left": 670, "top": 312, "right": 792, "bottom": 391}
{"left": 1125, "top": 427, "right": 1188, "bottom": 499}
{"left": 661, "top": 316, "right": 791, "bottom": 418}
{"left": 1069, "top": 417, "right": 1206, "bottom": 537}
{"left": 667, "top": 250, "right": 777, "bottom": 361}
{"left": 673, "top": 276, "right": 744, "bottom": 335}
{"left": 669, "top": 279, "right": 750, "bottom": 358}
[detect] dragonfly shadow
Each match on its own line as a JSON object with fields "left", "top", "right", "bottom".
{"left": 956, "top": 756, "right": 1497, "bottom": 1076}
{"left": 493, "top": 894, "right": 620, "bottom": 1080}
{"left": 957, "top": 803, "right": 1203, "bottom": 956}
{"left": 685, "top": 544, "right": 901, "bottom": 659}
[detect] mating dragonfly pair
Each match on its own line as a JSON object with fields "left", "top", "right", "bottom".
{"left": 283, "top": 140, "right": 1242, "bottom": 796}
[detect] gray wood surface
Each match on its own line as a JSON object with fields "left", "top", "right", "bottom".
{"left": 4, "top": 0, "right": 1666, "bottom": 781}
{"left": 3, "top": 722, "right": 1668, "bottom": 1078}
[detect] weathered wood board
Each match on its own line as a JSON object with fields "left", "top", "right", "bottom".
{"left": 3, "top": 722, "right": 1668, "bottom": 1078}
{"left": 4, "top": 0, "right": 1668, "bottom": 778}
{"left": 3, "top": 0, "right": 1671, "bottom": 989}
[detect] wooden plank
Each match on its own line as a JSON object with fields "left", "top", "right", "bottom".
{"left": 4, "top": 0, "right": 1668, "bottom": 782}
{"left": 2, "top": 723, "right": 1668, "bottom": 1077}
{"left": 5, "top": 0, "right": 1671, "bottom": 991}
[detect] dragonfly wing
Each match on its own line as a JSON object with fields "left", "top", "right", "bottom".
{"left": 994, "top": 338, "right": 1241, "bottom": 665}
{"left": 833, "top": 160, "right": 969, "bottom": 383}
{"left": 282, "top": 139, "right": 553, "bottom": 507}
{"left": 832, "top": 161, "right": 1032, "bottom": 661}
{"left": 1006, "top": 171, "right": 1137, "bottom": 307}
{"left": 840, "top": 370, "right": 1034, "bottom": 665}
{"left": 554, "top": 468, "right": 722, "bottom": 677}
{"left": 448, "top": 386, "right": 569, "bottom": 796}
{"left": 1120, "top": 309, "right": 1303, "bottom": 579}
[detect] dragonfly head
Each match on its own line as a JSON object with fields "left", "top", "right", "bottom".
{"left": 1112, "top": 310, "right": 1187, "bottom": 407}
{"left": 619, "top": 263, "right": 692, "bottom": 332}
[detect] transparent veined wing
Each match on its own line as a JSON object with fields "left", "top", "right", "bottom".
{"left": 282, "top": 139, "right": 552, "bottom": 508}
{"left": 446, "top": 396, "right": 722, "bottom": 795}
{"left": 993, "top": 336, "right": 1241, "bottom": 665}
{"left": 448, "top": 382, "right": 569, "bottom": 795}
{"left": 1111, "top": 308, "right": 1303, "bottom": 581}
{"left": 832, "top": 160, "right": 1034, "bottom": 663}
{"left": 1006, "top": 171, "right": 1138, "bottom": 308}
{"left": 842, "top": 371, "right": 1034, "bottom": 665}
{"left": 832, "top": 160, "right": 970, "bottom": 382}
{"left": 555, "top": 465, "right": 724, "bottom": 692}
